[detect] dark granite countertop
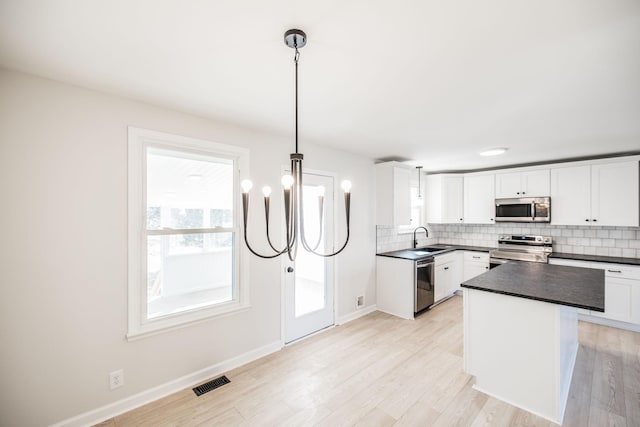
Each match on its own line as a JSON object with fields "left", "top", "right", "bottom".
{"left": 461, "top": 262, "right": 604, "bottom": 312}
{"left": 550, "top": 252, "right": 640, "bottom": 266}
{"left": 377, "top": 245, "right": 492, "bottom": 261}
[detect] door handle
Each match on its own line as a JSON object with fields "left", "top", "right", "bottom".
{"left": 286, "top": 266, "right": 294, "bottom": 273}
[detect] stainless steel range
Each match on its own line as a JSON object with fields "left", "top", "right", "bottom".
{"left": 489, "top": 234, "right": 552, "bottom": 269}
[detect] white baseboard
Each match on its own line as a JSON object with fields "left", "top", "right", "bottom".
{"left": 50, "top": 340, "right": 282, "bottom": 427}
{"left": 336, "top": 304, "right": 377, "bottom": 325}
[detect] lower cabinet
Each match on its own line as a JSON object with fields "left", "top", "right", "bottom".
{"left": 376, "top": 256, "right": 415, "bottom": 320}
{"left": 376, "top": 250, "right": 491, "bottom": 319}
{"left": 549, "top": 258, "right": 640, "bottom": 328}
{"left": 462, "top": 251, "right": 490, "bottom": 282}
{"left": 434, "top": 252, "right": 462, "bottom": 302}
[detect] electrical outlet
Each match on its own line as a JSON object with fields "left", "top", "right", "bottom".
{"left": 356, "top": 295, "right": 365, "bottom": 309}
{"left": 109, "top": 369, "right": 124, "bottom": 390}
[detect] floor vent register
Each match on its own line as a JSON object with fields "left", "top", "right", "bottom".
{"left": 192, "top": 375, "right": 230, "bottom": 396}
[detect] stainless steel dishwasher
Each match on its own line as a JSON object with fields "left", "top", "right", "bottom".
{"left": 415, "top": 260, "right": 435, "bottom": 313}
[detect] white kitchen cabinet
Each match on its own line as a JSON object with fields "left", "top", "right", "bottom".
{"left": 590, "top": 265, "right": 640, "bottom": 324}
{"left": 462, "top": 251, "right": 490, "bottom": 282}
{"left": 434, "top": 251, "right": 462, "bottom": 300}
{"left": 426, "top": 174, "right": 464, "bottom": 224}
{"left": 591, "top": 161, "right": 639, "bottom": 227}
{"left": 495, "top": 169, "right": 550, "bottom": 198}
{"left": 376, "top": 256, "right": 415, "bottom": 320}
{"left": 550, "top": 160, "right": 639, "bottom": 227}
{"left": 376, "top": 162, "right": 412, "bottom": 225}
{"left": 549, "top": 258, "right": 640, "bottom": 328}
{"left": 464, "top": 173, "right": 495, "bottom": 224}
{"left": 434, "top": 263, "right": 453, "bottom": 302}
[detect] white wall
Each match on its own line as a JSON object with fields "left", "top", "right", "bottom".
{"left": 0, "top": 69, "right": 376, "bottom": 426}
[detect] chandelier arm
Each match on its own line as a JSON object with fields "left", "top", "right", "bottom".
{"left": 242, "top": 193, "right": 288, "bottom": 258}
{"left": 300, "top": 192, "right": 351, "bottom": 257}
{"left": 264, "top": 196, "right": 285, "bottom": 253}
{"left": 298, "top": 189, "right": 323, "bottom": 252}
{"left": 292, "top": 157, "right": 317, "bottom": 254}
{"left": 285, "top": 197, "right": 297, "bottom": 262}
{"left": 310, "top": 197, "right": 324, "bottom": 251}
{"left": 283, "top": 185, "right": 298, "bottom": 262}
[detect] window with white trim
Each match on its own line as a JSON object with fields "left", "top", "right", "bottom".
{"left": 127, "top": 127, "right": 249, "bottom": 339}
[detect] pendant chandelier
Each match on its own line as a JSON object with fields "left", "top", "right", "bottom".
{"left": 240, "top": 29, "right": 352, "bottom": 261}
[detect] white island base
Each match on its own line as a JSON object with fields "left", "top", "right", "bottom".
{"left": 463, "top": 288, "right": 579, "bottom": 425}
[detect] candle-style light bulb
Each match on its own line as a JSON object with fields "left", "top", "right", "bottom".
{"left": 262, "top": 186, "right": 272, "bottom": 197}
{"left": 341, "top": 180, "right": 352, "bottom": 193}
{"left": 281, "top": 174, "right": 294, "bottom": 190}
{"left": 241, "top": 179, "right": 253, "bottom": 193}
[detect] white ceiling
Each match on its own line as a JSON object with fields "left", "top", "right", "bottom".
{"left": 1, "top": 0, "right": 639, "bottom": 171}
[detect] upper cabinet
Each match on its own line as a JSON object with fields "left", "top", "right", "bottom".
{"left": 426, "top": 175, "right": 463, "bottom": 223}
{"left": 464, "top": 173, "right": 495, "bottom": 224}
{"left": 550, "top": 160, "right": 639, "bottom": 227}
{"left": 376, "top": 162, "right": 411, "bottom": 225}
{"left": 495, "top": 169, "right": 550, "bottom": 198}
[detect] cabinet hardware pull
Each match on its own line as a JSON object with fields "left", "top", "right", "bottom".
{"left": 473, "top": 256, "right": 480, "bottom": 259}
{"left": 607, "top": 269, "right": 622, "bottom": 273}
{"left": 444, "top": 266, "right": 449, "bottom": 270}
{"left": 516, "top": 192, "right": 520, "bottom": 195}
{"left": 585, "top": 219, "right": 590, "bottom": 222}
{"left": 522, "top": 191, "right": 525, "bottom": 195}
{"left": 592, "top": 219, "right": 597, "bottom": 222}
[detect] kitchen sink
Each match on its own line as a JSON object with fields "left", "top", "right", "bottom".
{"left": 412, "top": 246, "right": 450, "bottom": 253}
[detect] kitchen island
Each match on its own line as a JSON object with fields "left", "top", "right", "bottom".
{"left": 461, "top": 262, "right": 604, "bottom": 425}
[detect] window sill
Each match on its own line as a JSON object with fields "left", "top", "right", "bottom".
{"left": 126, "top": 301, "right": 251, "bottom": 341}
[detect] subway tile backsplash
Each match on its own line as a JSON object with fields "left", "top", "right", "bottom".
{"left": 376, "top": 223, "right": 640, "bottom": 258}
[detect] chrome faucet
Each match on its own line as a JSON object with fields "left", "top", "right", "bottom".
{"left": 413, "top": 226, "right": 429, "bottom": 248}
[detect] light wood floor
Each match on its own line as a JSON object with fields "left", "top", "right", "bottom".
{"left": 98, "top": 296, "right": 640, "bottom": 426}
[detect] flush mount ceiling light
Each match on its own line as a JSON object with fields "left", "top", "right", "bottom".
{"left": 240, "top": 29, "right": 351, "bottom": 261}
{"left": 479, "top": 147, "right": 508, "bottom": 157}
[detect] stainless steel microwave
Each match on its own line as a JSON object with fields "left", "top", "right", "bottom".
{"left": 495, "top": 197, "right": 551, "bottom": 223}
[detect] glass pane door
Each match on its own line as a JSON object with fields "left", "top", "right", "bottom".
{"left": 284, "top": 173, "right": 334, "bottom": 343}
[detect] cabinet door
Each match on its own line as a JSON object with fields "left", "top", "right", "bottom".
{"left": 591, "top": 161, "right": 639, "bottom": 227}
{"left": 591, "top": 277, "right": 635, "bottom": 323}
{"left": 443, "top": 176, "right": 464, "bottom": 223}
{"left": 464, "top": 174, "right": 495, "bottom": 224}
{"left": 550, "top": 165, "right": 591, "bottom": 225}
{"left": 522, "top": 169, "right": 550, "bottom": 197}
{"left": 393, "top": 167, "right": 412, "bottom": 226}
{"left": 495, "top": 172, "right": 522, "bottom": 198}
{"left": 463, "top": 261, "right": 490, "bottom": 282}
{"left": 434, "top": 263, "right": 454, "bottom": 302}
